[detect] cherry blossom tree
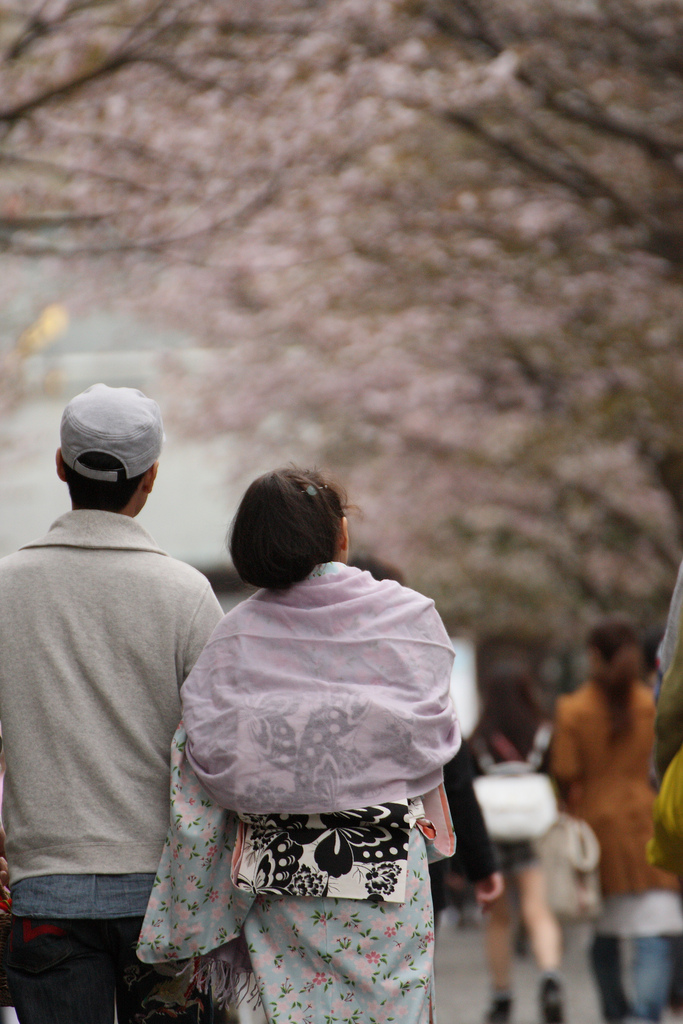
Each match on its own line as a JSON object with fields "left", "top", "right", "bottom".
{"left": 2, "top": 0, "right": 683, "bottom": 641}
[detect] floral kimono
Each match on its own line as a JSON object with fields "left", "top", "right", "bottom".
{"left": 138, "top": 728, "right": 444, "bottom": 1023}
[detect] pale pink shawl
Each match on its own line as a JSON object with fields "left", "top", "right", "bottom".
{"left": 182, "top": 565, "right": 460, "bottom": 814}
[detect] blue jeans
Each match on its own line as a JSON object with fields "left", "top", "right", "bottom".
{"left": 4, "top": 916, "right": 213, "bottom": 1024}
{"left": 591, "top": 933, "right": 674, "bottom": 1022}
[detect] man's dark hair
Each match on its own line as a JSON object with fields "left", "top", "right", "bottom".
{"left": 63, "top": 452, "right": 145, "bottom": 512}
{"left": 229, "top": 466, "right": 348, "bottom": 589}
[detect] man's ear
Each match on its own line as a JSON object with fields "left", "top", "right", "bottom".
{"left": 140, "top": 461, "right": 159, "bottom": 495}
{"left": 56, "top": 448, "right": 67, "bottom": 482}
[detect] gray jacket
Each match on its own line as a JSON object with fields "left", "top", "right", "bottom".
{"left": 0, "top": 510, "right": 223, "bottom": 883}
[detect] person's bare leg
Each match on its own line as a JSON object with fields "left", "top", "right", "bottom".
{"left": 484, "top": 888, "right": 515, "bottom": 1022}
{"left": 517, "top": 864, "right": 564, "bottom": 1022}
{"left": 485, "top": 888, "right": 513, "bottom": 990}
{"left": 516, "top": 864, "right": 562, "bottom": 971}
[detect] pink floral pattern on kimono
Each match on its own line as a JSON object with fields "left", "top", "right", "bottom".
{"left": 243, "top": 825, "right": 437, "bottom": 1024}
{"left": 137, "top": 726, "right": 254, "bottom": 971}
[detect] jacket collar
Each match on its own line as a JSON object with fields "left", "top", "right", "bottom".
{"left": 21, "top": 510, "right": 168, "bottom": 555}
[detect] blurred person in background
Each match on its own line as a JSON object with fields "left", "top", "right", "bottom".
{"left": 470, "top": 666, "right": 564, "bottom": 1024}
{"left": 654, "top": 591, "right": 683, "bottom": 1016}
{"left": 553, "top": 615, "right": 683, "bottom": 1024}
{"left": 657, "top": 555, "right": 683, "bottom": 699}
{"left": 430, "top": 742, "right": 504, "bottom": 931}
{"left": 646, "top": 618, "right": 683, "bottom": 1015}
{"left": 350, "top": 557, "right": 504, "bottom": 930}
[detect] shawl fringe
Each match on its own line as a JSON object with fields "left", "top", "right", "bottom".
{"left": 192, "top": 934, "right": 257, "bottom": 1009}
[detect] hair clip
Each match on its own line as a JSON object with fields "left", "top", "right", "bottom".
{"left": 305, "top": 484, "right": 318, "bottom": 496}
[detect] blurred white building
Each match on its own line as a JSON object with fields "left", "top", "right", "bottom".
{"left": 450, "top": 637, "right": 479, "bottom": 738}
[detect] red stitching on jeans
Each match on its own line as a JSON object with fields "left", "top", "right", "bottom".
{"left": 22, "top": 920, "right": 67, "bottom": 942}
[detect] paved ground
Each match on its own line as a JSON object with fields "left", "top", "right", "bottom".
{"left": 434, "top": 910, "right": 681, "bottom": 1024}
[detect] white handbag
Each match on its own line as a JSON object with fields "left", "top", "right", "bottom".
{"left": 536, "top": 812, "right": 602, "bottom": 920}
{"left": 473, "top": 768, "right": 558, "bottom": 842}
{"left": 472, "top": 724, "right": 558, "bottom": 843}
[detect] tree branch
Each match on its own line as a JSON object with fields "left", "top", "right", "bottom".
{"left": 520, "top": 69, "right": 683, "bottom": 176}
{"left": 0, "top": 52, "right": 135, "bottom": 123}
{"left": 0, "top": 211, "right": 109, "bottom": 236}
{"left": 3, "top": 0, "right": 118, "bottom": 62}
{"left": 132, "top": 52, "right": 235, "bottom": 92}
{"left": 441, "top": 108, "right": 617, "bottom": 202}
{"left": 0, "top": 0, "right": 187, "bottom": 123}
{"left": 438, "top": 107, "right": 683, "bottom": 261}
{"left": 0, "top": 150, "right": 167, "bottom": 194}
{"left": 430, "top": 0, "right": 683, "bottom": 174}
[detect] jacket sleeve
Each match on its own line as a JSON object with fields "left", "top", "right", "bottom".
{"left": 550, "top": 697, "right": 582, "bottom": 788}
{"left": 181, "top": 583, "right": 224, "bottom": 681}
{"left": 443, "top": 741, "right": 497, "bottom": 882}
{"left": 655, "top": 601, "right": 683, "bottom": 781}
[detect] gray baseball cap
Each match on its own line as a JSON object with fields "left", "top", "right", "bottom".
{"left": 60, "top": 383, "right": 165, "bottom": 482}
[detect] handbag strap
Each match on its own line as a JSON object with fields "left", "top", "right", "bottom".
{"left": 470, "top": 735, "right": 497, "bottom": 774}
{"left": 472, "top": 722, "right": 553, "bottom": 775}
{"left": 566, "top": 817, "right": 601, "bottom": 871}
{"left": 527, "top": 723, "right": 553, "bottom": 771}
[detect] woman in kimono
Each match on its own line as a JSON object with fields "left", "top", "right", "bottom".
{"left": 141, "top": 466, "right": 460, "bottom": 1024}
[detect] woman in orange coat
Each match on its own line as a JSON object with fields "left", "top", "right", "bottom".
{"left": 552, "top": 616, "right": 683, "bottom": 1024}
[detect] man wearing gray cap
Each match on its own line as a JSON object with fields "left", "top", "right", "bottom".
{"left": 0, "top": 384, "right": 223, "bottom": 1023}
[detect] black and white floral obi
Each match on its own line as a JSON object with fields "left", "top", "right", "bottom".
{"left": 231, "top": 798, "right": 431, "bottom": 903}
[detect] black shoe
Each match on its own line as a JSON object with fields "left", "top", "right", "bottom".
{"left": 540, "top": 975, "right": 564, "bottom": 1024}
{"left": 486, "top": 995, "right": 512, "bottom": 1023}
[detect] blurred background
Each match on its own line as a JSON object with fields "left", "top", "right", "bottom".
{"left": 2, "top": 0, "right": 683, "bottom": 701}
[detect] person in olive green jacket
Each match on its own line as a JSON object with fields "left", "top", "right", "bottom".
{"left": 655, "top": 584, "right": 683, "bottom": 781}
{"left": 554, "top": 615, "right": 682, "bottom": 1024}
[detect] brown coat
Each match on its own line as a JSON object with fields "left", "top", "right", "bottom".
{"left": 552, "top": 680, "right": 677, "bottom": 897}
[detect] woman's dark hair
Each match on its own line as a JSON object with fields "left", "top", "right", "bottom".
{"left": 587, "top": 615, "right": 638, "bottom": 664}
{"left": 229, "top": 467, "right": 348, "bottom": 589}
{"left": 472, "top": 663, "right": 545, "bottom": 762}
{"left": 587, "top": 614, "right": 639, "bottom": 740}
{"left": 63, "top": 453, "right": 145, "bottom": 512}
